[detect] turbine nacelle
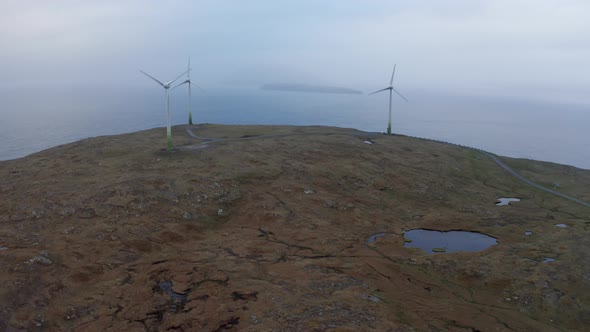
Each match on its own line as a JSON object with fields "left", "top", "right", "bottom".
{"left": 140, "top": 69, "right": 190, "bottom": 90}
{"left": 164, "top": 79, "right": 183, "bottom": 88}
{"left": 174, "top": 79, "right": 191, "bottom": 89}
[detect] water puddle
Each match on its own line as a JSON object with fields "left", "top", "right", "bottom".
{"left": 158, "top": 281, "right": 188, "bottom": 302}
{"left": 554, "top": 224, "right": 569, "bottom": 228}
{"left": 525, "top": 257, "right": 556, "bottom": 263}
{"left": 496, "top": 198, "right": 520, "bottom": 206}
{"left": 366, "top": 232, "right": 400, "bottom": 244}
{"left": 367, "top": 233, "right": 387, "bottom": 243}
{"left": 403, "top": 229, "right": 497, "bottom": 254}
{"left": 362, "top": 294, "right": 382, "bottom": 303}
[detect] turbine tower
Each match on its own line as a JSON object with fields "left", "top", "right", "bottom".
{"left": 174, "top": 57, "right": 205, "bottom": 125}
{"left": 140, "top": 68, "right": 189, "bottom": 150}
{"left": 369, "top": 64, "right": 408, "bottom": 135}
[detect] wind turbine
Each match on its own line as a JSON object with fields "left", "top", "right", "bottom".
{"left": 140, "top": 68, "right": 189, "bottom": 150}
{"left": 369, "top": 64, "right": 408, "bottom": 135}
{"left": 174, "top": 57, "right": 205, "bottom": 125}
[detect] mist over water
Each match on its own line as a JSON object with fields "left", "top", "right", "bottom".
{"left": 2, "top": 1, "right": 589, "bottom": 168}
{"left": 1, "top": 85, "right": 588, "bottom": 169}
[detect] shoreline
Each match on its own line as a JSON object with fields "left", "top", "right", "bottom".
{"left": 2, "top": 123, "right": 589, "bottom": 171}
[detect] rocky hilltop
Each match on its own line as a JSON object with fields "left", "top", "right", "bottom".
{"left": 1, "top": 124, "right": 589, "bottom": 331}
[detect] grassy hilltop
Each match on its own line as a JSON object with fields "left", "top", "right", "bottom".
{"left": 0, "top": 124, "right": 589, "bottom": 331}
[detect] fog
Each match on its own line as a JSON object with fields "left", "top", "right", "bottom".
{"left": 1, "top": 0, "right": 589, "bottom": 103}
{"left": 1, "top": 1, "right": 590, "bottom": 168}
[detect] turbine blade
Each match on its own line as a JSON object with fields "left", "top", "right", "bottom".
{"left": 390, "top": 64, "right": 396, "bottom": 85}
{"left": 173, "top": 80, "right": 189, "bottom": 89}
{"left": 169, "top": 69, "right": 190, "bottom": 85}
{"left": 187, "top": 57, "right": 191, "bottom": 78}
{"left": 392, "top": 87, "right": 408, "bottom": 102}
{"left": 368, "top": 87, "right": 390, "bottom": 95}
{"left": 139, "top": 70, "right": 165, "bottom": 87}
{"left": 192, "top": 83, "right": 206, "bottom": 93}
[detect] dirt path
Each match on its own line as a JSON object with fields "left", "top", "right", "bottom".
{"left": 184, "top": 126, "right": 380, "bottom": 149}
{"left": 427, "top": 138, "right": 590, "bottom": 208}
{"left": 477, "top": 149, "right": 590, "bottom": 207}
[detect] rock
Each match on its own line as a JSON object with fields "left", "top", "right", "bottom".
{"left": 60, "top": 207, "right": 76, "bottom": 216}
{"left": 462, "top": 268, "right": 485, "bottom": 278}
{"left": 63, "top": 226, "right": 77, "bottom": 234}
{"left": 535, "top": 280, "right": 550, "bottom": 289}
{"left": 362, "top": 294, "right": 382, "bottom": 303}
{"left": 29, "top": 253, "right": 53, "bottom": 265}
{"left": 543, "top": 290, "right": 564, "bottom": 306}
{"left": 324, "top": 200, "right": 338, "bottom": 208}
{"left": 30, "top": 209, "right": 46, "bottom": 218}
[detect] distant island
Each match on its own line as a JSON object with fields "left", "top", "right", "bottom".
{"left": 261, "top": 83, "right": 363, "bottom": 95}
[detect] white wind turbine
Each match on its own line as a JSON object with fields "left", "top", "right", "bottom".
{"left": 174, "top": 57, "right": 205, "bottom": 125}
{"left": 369, "top": 64, "right": 408, "bottom": 135}
{"left": 140, "top": 68, "right": 189, "bottom": 150}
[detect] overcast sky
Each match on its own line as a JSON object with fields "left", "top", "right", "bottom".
{"left": 1, "top": 0, "right": 589, "bottom": 104}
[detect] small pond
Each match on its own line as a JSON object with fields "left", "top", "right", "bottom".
{"left": 158, "top": 281, "right": 188, "bottom": 302}
{"left": 403, "top": 229, "right": 497, "bottom": 254}
{"left": 496, "top": 198, "right": 520, "bottom": 206}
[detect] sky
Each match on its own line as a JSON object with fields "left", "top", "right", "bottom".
{"left": 1, "top": 0, "right": 590, "bottom": 104}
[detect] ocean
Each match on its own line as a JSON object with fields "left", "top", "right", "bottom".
{"left": 1, "top": 84, "right": 589, "bottom": 169}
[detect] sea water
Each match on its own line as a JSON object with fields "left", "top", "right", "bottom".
{"left": 1, "top": 84, "right": 589, "bottom": 169}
